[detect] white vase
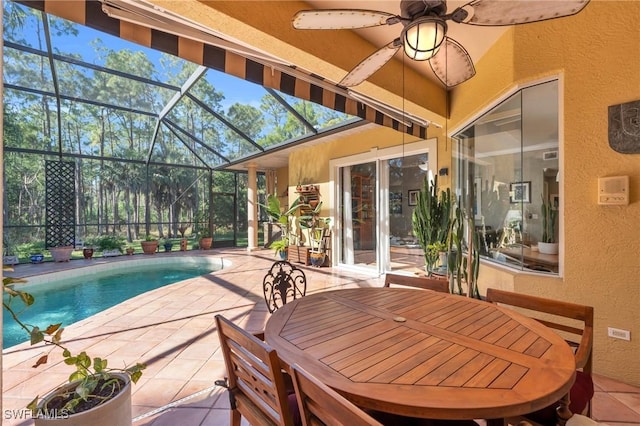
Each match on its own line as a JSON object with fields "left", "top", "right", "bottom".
{"left": 538, "top": 242, "right": 559, "bottom": 255}
{"left": 35, "top": 373, "right": 131, "bottom": 426}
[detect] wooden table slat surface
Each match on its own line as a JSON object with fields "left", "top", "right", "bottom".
{"left": 265, "top": 288, "right": 576, "bottom": 421}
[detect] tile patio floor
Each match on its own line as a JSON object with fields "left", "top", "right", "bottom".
{"left": 2, "top": 249, "right": 639, "bottom": 425}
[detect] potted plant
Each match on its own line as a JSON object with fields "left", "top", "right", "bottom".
{"left": 539, "top": 194, "right": 559, "bottom": 254}
{"left": 82, "top": 240, "right": 95, "bottom": 260}
{"left": 260, "top": 193, "right": 307, "bottom": 248}
{"left": 95, "top": 235, "right": 125, "bottom": 258}
{"left": 269, "top": 238, "right": 289, "bottom": 260}
{"left": 140, "top": 235, "right": 159, "bottom": 255}
{"left": 125, "top": 246, "right": 135, "bottom": 256}
{"left": 49, "top": 245, "right": 74, "bottom": 263}
{"left": 177, "top": 224, "right": 190, "bottom": 251}
{"left": 299, "top": 201, "right": 331, "bottom": 267}
{"left": 3, "top": 239, "right": 19, "bottom": 266}
{"left": 162, "top": 239, "right": 174, "bottom": 252}
{"left": 2, "top": 271, "right": 145, "bottom": 425}
{"left": 412, "top": 175, "right": 451, "bottom": 276}
{"left": 198, "top": 229, "right": 213, "bottom": 250}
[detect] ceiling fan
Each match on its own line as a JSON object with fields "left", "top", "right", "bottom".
{"left": 292, "top": 0, "right": 589, "bottom": 88}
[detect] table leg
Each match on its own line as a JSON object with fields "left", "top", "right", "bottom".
{"left": 556, "top": 392, "right": 573, "bottom": 426}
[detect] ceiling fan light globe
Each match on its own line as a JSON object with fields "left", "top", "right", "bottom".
{"left": 402, "top": 17, "right": 446, "bottom": 61}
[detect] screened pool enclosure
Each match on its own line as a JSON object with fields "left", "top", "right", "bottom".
{"left": 2, "top": 1, "right": 359, "bottom": 254}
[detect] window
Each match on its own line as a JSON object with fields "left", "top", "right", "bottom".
{"left": 452, "top": 80, "right": 560, "bottom": 274}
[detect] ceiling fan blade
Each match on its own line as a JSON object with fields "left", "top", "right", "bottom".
{"left": 462, "top": 0, "right": 589, "bottom": 26}
{"left": 339, "top": 41, "right": 401, "bottom": 87}
{"left": 429, "top": 37, "right": 476, "bottom": 88}
{"left": 292, "top": 9, "right": 397, "bottom": 30}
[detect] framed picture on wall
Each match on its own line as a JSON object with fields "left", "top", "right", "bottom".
{"left": 509, "top": 181, "right": 531, "bottom": 203}
{"left": 408, "top": 189, "right": 419, "bottom": 206}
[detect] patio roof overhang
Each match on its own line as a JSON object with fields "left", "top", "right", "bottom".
{"left": 11, "top": 0, "right": 440, "bottom": 172}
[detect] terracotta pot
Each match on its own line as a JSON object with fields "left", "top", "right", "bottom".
{"left": 140, "top": 240, "right": 158, "bottom": 255}
{"left": 82, "top": 248, "right": 94, "bottom": 259}
{"left": 199, "top": 237, "right": 213, "bottom": 250}
{"left": 126, "top": 248, "right": 134, "bottom": 256}
{"left": 35, "top": 373, "right": 131, "bottom": 426}
{"left": 49, "top": 246, "right": 73, "bottom": 263}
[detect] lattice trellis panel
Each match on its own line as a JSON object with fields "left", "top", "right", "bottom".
{"left": 45, "top": 160, "right": 76, "bottom": 248}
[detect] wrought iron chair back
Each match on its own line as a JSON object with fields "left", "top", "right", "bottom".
{"left": 263, "top": 261, "right": 307, "bottom": 313}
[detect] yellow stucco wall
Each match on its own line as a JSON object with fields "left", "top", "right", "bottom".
{"left": 450, "top": 1, "right": 640, "bottom": 386}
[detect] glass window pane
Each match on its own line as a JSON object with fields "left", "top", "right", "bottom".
{"left": 453, "top": 80, "right": 559, "bottom": 274}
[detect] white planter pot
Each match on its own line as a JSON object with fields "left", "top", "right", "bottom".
{"left": 538, "top": 242, "right": 559, "bottom": 255}
{"left": 34, "top": 373, "right": 131, "bottom": 426}
{"left": 102, "top": 249, "right": 121, "bottom": 257}
{"left": 3, "top": 255, "right": 19, "bottom": 265}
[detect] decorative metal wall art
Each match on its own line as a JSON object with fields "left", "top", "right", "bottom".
{"left": 608, "top": 100, "right": 640, "bottom": 154}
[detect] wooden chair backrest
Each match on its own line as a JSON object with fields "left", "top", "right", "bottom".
{"left": 216, "top": 315, "right": 294, "bottom": 426}
{"left": 383, "top": 273, "right": 449, "bottom": 293}
{"left": 263, "top": 261, "right": 307, "bottom": 313}
{"left": 291, "top": 364, "right": 383, "bottom": 426}
{"left": 485, "top": 288, "right": 593, "bottom": 372}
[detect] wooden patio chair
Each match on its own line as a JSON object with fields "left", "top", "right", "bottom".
{"left": 215, "top": 315, "right": 299, "bottom": 426}
{"left": 384, "top": 272, "right": 449, "bottom": 293}
{"left": 485, "top": 288, "right": 594, "bottom": 423}
{"left": 291, "top": 364, "right": 383, "bottom": 426}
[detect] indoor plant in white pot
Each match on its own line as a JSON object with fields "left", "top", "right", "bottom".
{"left": 539, "top": 194, "right": 559, "bottom": 254}
{"left": 2, "top": 272, "right": 145, "bottom": 425}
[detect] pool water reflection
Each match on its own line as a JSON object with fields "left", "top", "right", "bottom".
{"left": 3, "top": 263, "right": 218, "bottom": 348}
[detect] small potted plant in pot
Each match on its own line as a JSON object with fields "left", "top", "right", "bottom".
{"left": 2, "top": 272, "right": 145, "bottom": 426}
{"left": 269, "top": 238, "right": 289, "bottom": 260}
{"left": 198, "top": 229, "right": 213, "bottom": 250}
{"left": 299, "top": 201, "right": 331, "bottom": 267}
{"left": 162, "top": 239, "right": 174, "bottom": 252}
{"left": 140, "top": 235, "right": 159, "bottom": 255}
{"left": 95, "top": 235, "right": 125, "bottom": 258}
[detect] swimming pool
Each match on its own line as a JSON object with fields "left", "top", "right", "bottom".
{"left": 3, "top": 257, "right": 224, "bottom": 349}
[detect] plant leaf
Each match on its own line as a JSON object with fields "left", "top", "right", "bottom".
{"left": 27, "top": 396, "right": 39, "bottom": 415}
{"left": 32, "top": 355, "right": 48, "bottom": 368}
{"left": 30, "top": 327, "right": 44, "bottom": 345}
{"left": 44, "top": 323, "right": 62, "bottom": 335}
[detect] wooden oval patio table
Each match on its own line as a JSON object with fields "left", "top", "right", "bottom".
{"left": 264, "top": 287, "right": 577, "bottom": 425}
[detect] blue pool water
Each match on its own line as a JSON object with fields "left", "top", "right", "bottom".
{"left": 3, "top": 263, "right": 218, "bottom": 349}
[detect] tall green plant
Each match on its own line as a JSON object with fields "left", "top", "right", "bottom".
{"left": 541, "top": 194, "right": 558, "bottom": 243}
{"left": 447, "top": 201, "right": 481, "bottom": 299}
{"left": 412, "top": 175, "right": 451, "bottom": 274}
{"left": 260, "top": 194, "right": 306, "bottom": 246}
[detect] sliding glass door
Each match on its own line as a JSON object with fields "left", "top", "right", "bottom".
{"left": 332, "top": 139, "right": 437, "bottom": 275}
{"left": 340, "top": 162, "right": 377, "bottom": 270}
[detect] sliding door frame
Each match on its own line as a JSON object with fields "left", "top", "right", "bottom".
{"left": 328, "top": 138, "right": 438, "bottom": 275}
